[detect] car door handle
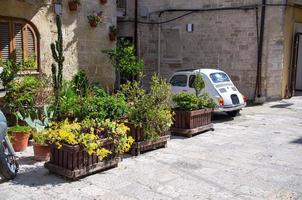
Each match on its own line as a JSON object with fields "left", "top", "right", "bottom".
{"left": 182, "top": 90, "right": 188, "bottom": 92}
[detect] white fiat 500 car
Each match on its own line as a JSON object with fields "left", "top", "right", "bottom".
{"left": 169, "top": 68, "right": 247, "bottom": 117}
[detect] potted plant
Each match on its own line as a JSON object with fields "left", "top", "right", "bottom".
{"left": 121, "top": 75, "right": 173, "bottom": 156}
{"left": 44, "top": 119, "right": 133, "bottom": 179}
{"left": 87, "top": 12, "right": 103, "bottom": 27}
{"left": 109, "top": 25, "right": 117, "bottom": 41}
{"left": 18, "top": 105, "right": 54, "bottom": 161}
{"left": 100, "top": 0, "right": 107, "bottom": 4}
{"left": 8, "top": 125, "right": 31, "bottom": 152}
{"left": 172, "top": 74, "right": 216, "bottom": 137}
{"left": 68, "top": 0, "right": 80, "bottom": 11}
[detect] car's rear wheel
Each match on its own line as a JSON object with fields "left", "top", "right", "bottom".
{"left": 226, "top": 110, "right": 240, "bottom": 117}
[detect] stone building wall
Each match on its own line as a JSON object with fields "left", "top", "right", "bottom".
{"left": 118, "top": 0, "right": 289, "bottom": 100}
{"left": 0, "top": 0, "right": 116, "bottom": 89}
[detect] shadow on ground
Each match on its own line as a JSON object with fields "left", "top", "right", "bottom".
{"left": 290, "top": 137, "right": 302, "bottom": 145}
{"left": 10, "top": 165, "right": 68, "bottom": 187}
{"left": 170, "top": 135, "right": 187, "bottom": 140}
{"left": 270, "top": 102, "right": 294, "bottom": 109}
{"left": 0, "top": 156, "right": 68, "bottom": 187}
{"left": 211, "top": 112, "right": 234, "bottom": 123}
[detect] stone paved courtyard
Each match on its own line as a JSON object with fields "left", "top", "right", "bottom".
{"left": 1, "top": 96, "right": 302, "bottom": 200}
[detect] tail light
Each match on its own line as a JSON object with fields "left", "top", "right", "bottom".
{"left": 218, "top": 97, "right": 224, "bottom": 106}
{"left": 243, "top": 95, "right": 247, "bottom": 102}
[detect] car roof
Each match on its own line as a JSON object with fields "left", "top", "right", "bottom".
{"left": 174, "top": 68, "right": 226, "bottom": 76}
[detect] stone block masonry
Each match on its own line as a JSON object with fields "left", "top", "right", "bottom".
{"left": 119, "top": 0, "right": 289, "bottom": 100}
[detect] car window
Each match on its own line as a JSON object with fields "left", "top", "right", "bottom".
{"left": 189, "top": 75, "right": 195, "bottom": 88}
{"left": 170, "top": 75, "right": 187, "bottom": 87}
{"left": 210, "top": 72, "right": 230, "bottom": 83}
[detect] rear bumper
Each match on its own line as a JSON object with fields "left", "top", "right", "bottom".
{"left": 214, "top": 103, "right": 246, "bottom": 112}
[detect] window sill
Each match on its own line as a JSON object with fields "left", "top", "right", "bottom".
{"left": 17, "top": 70, "right": 40, "bottom": 75}
{"left": 162, "top": 58, "right": 183, "bottom": 64}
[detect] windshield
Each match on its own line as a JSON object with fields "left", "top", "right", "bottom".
{"left": 210, "top": 72, "right": 230, "bottom": 83}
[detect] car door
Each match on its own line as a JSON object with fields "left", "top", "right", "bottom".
{"left": 170, "top": 74, "right": 189, "bottom": 94}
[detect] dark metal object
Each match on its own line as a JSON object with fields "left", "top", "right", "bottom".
{"left": 134, "top": 0, "right": 138, "bottom": 55}
{"left": 255, "top": 0, "right": 266, "bottom": 98}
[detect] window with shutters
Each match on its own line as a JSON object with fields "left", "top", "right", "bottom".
{"left": 0, "top": 17, "right": 39, "bottom": 70}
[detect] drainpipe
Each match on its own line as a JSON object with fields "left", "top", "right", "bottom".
{"left": 255, "top": 0, "right": 266, "bottom": 100}
{"left": 134, "top": 0, "right": 138, "bottom": 55}
{"left": 158, "top": 19, "right": 161, "bottom": 75}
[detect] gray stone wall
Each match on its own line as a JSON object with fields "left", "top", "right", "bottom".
{"left": 0, "top": 0, "right": 116, "bottom": 89}
{"left": 119, "top": 0, "right": 288, "bottom": 100}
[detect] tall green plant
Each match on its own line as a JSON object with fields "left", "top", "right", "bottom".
{"left": 121, "top": 74, "right": 173, "bottom": 141}
{"left": 103, "top": 39, "right": 144, "bottom": 83}
{"left": 193, "top": 73, "right": 205, "bottom": 96}
{"left": 72, "top": 70, "right": 89, "bottom": 97}
{"left": 51, "top": 15, "right": 65, "bottom": 117}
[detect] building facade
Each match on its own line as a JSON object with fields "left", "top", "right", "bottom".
{"left": 118, "top": 0, "right": 302, "bottom": 101}
{"left": 0, "top": 0, "right": 117, "bottom": 89}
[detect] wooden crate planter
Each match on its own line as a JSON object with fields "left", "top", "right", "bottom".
{"left": 126, "top": 123, "right": 170, "bottom": 156}
{"left": 172, "top": 108, "right": 214, "bottom": 137}
{"left": 45, "top": 140, "right": 118, "bottom": 180}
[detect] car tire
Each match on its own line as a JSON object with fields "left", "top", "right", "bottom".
{"left": 226, "top": 110, "right": 240, "bottom": 117}
{"left": 0, "top": 140, "right": 18, "bottom": 180}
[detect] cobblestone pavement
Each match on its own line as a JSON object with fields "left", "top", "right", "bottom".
{"left": 1, "top": 96, "right": 302, "bottom": 200}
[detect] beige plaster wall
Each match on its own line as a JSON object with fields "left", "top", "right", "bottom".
{"left": 0, "top": 0, "right": 116, "bottom": 89}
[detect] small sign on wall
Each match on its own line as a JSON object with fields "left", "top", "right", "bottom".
{"left": 54, "top": 3, "right": 62, "bottom": 15}
{"left": 186, "top": 24, "right": 194, "bottom": 32}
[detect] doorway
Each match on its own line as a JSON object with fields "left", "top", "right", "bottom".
{"left": 295, "top": 33, "right": 302, "bottom": 91}
{"left": 291, "top": 32, "right": 302, "bottom": 96}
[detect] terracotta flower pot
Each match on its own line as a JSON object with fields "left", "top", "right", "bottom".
{"left": 68, "top": 1, "right": 78, "bottom": 11}
{"left": 10, "top": 131, "right": 29, "bottom": 152}
{"left": 109, "top": 32, "right": 117, "bottom": 41}
{"left": 33, "top": 143, "right": 50, "bottom": 161}
{"left": 100, "top": 0, "right": 107, "bottom": 4}
{"left": 89, "top": 21, "right": 98, "bottom": 27}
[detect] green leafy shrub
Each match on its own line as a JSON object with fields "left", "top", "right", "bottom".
{"left": 122, "top": 74, "right": 173, "bottom": 141}
{"left": 173, "top": 92, "right": 216, "bottom": 110}
{"left": 5, "top": 75, "right": 41, "bottom": 123}
{"left": 72, "top": 70, "right": 88, "bottom": 97}
{"left": 58, "top": 81, "right": 128, "bottom": 121}
{"left": 104, "top": 39, "right": 144, "bottom": 82}
{"left": 21, "top": 56, "right": 37, "bottom": 70}
{"left": 8, "top": 125, "right": 31, "bottom": 132}
{"left": 0, "top": 59, "right": 21, "bottom": 87}
{"left": 173, "top": 73, "right": 216, "bottom": 111}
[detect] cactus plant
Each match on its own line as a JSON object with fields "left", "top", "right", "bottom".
{"left": 51, "top": 15, "right": 65, "bottom": 117}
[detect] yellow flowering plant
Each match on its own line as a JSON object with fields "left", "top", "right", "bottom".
{"left": 47, "top": 119, "right": 134, "bottom": 160}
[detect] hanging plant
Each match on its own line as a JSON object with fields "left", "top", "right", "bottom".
{"left": 109, "top": 25, "right": 117, "bottom": 41}
{"left": 68, "top": 0, "right": 80, "bottom": 11}
{"left": 87, "top": 12, "right": 103, "bottom": 27}
{"left": 100, "top": 0, "right": 107, "bottom": 4}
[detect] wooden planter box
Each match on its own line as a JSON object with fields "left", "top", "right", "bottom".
{"left": 45, "top": 140, "right": 118, "bottom": 180}
{"left": 126, "top": 123, "right": 170, "bottom": 156}
{"left": 172, "top": 108, "right": 214, "bottom": 137}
